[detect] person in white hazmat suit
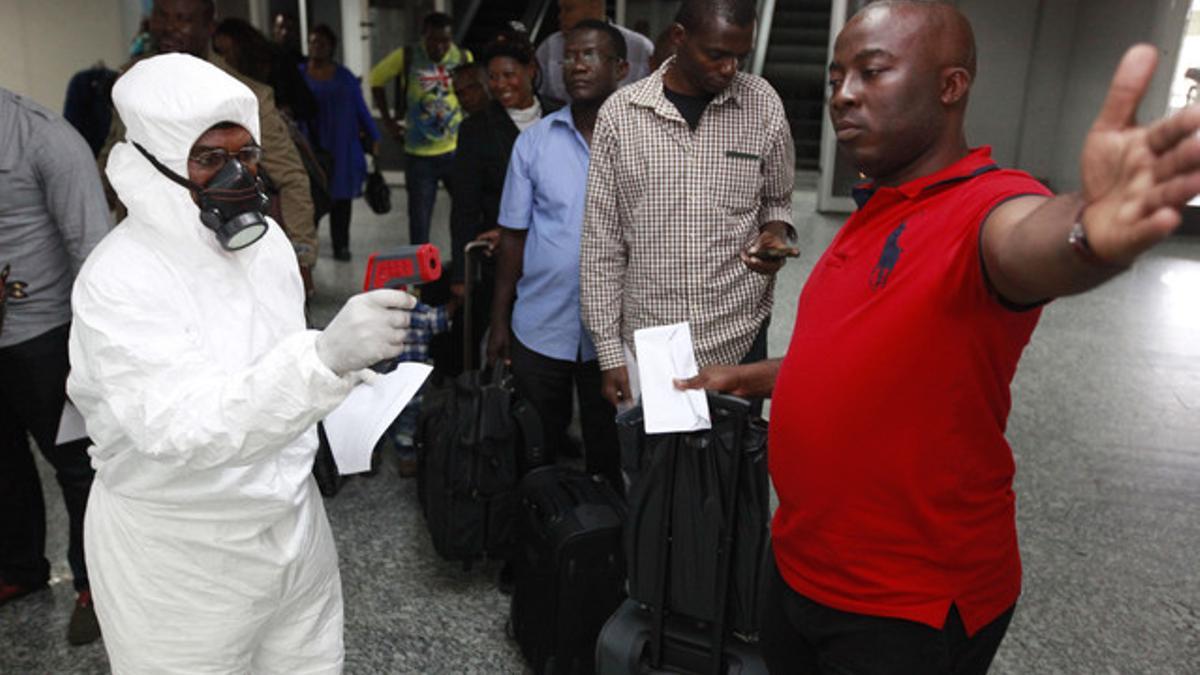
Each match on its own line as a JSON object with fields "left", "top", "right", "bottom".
{"left": 66, "top": 53, "right": 415, "bottom": 673}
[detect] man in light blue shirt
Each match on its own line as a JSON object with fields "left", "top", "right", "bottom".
{"left": 488, "top": 21, "right": 629, "bottom": 491}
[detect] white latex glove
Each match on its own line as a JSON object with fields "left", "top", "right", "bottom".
{"left": 316, "top": 289, "right": 416, "bottom": 376}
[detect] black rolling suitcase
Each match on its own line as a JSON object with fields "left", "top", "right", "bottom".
{"left": 511, "top": 466, "right": 627, "bottom": 675}
{"left": 596, "top": 394, "right": 769, "bottom": 675}
{"left": 415, "top": 241, "right": 546, "bottom": 565}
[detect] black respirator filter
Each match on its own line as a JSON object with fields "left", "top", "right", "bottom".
{"left": 133, "top": 141, "right": 271, "bottom": 251}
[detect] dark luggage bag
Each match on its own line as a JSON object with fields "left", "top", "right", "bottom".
{"left": 415, "top": 241, "right": 546, "bottom": 565}
{"left": 511, "top": 465, "right": 627, "bottom": 675}
{"left": 312, "top": 421, "right": 343, "bottom": 497}
{"left": 596, "top": 599, "right": 765, "bottom": 675}
{"left": 416, "top": 363, "right": 542, "bottom": 563}
{"left": 597, "top": 394, "right": 769, "bottom": 675}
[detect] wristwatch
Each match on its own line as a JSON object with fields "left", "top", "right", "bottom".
{"left": 1068, "top": 208, "right": 1124, "bottom": 269}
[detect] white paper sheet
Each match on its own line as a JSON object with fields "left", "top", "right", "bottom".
{"left": 56, "top": 400, "right": 88, "bottom": 445}
{"left": 633, "top": 322, "right": 711, "bottom": 434}
{"left": 323, "top": 363, "right": 433, "bottom": 475}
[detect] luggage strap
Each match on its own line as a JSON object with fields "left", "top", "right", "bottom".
{"left": 510, "top": 398, "right": 546, "bottom": 469}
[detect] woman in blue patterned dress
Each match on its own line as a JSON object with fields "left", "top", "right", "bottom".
{"left": 301, "top": 24, "right": 381, "bottom": 261}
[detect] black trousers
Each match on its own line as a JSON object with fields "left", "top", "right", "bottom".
{"left": 740, "top": 319, "right": 769, "bottom": 418}
{"left": 329, "top": 198, "right": 352, "bottom": 253}
{"left": 0, "top": 324, "right": 93, "bottom": 591}
{"left": 760, "top": 553, "right": 1013, "bottom": 675}
{"left": 510, "top": 336, "right": 621, "bottom": 493}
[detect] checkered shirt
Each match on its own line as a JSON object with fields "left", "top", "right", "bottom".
{"left": 580, "top": 59, "right": 795, "bottom": 370}
{"left": 394, "top": 301, "right": 451, "bottom": 364}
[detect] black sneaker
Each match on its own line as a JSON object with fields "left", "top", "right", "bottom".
{"left": 67, "top": 590, "right": 101, "bottom": 646}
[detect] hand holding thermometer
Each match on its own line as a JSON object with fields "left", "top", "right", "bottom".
{"left": 362, "top": 244, "right": 443, "bottom": 373}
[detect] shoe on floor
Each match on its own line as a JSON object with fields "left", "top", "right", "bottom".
{"left": 67, "top": 590, "right": 101, "bottom": 646}
{"left": 0, "top": 579, "right": 48, "bottom": 607}
{"left": 333, "top": 248, "right": 351, "bottom": 261}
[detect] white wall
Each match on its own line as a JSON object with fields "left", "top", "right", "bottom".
{"left": 1048, "top": 0, "right": 1189, "bottom": 192}
{"left": 954, "top": 0, "right": 1188, "bottom": 192}
{"left": 958, "top": 0, "right": 1043, "bottom": 169}
{"left": 0, "top": 0, "right": 130, "bottom": 113}
{"left": 1013, "top": 0, "right": 1081, "bottom": 183}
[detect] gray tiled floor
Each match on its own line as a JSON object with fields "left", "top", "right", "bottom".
{"left": 2, "top": 189, "right": 1199, "bottom": 673}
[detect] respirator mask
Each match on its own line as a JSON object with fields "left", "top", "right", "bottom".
{"left": 133, "top": 141, "right": 270, "bottom": 251}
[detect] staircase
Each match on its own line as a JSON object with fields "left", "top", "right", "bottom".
{"left": 761, "top": 0, "right": 833, "bottom": 171}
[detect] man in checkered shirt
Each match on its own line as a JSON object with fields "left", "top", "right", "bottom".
{"left": 579, "top": 0, "right": 796, "bottom": 408}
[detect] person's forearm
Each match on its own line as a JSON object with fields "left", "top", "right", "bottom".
{"left": 490, "top": 228, "right": 525, "bottom": 327}
{"left": 738, "top": 358, "right": 783, "bottom": 398}
{"left": 985, "top": 193, "right": 1126, "bottom": 304}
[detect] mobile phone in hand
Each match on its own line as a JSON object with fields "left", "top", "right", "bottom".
{"left": 750, "top": 246, "right": 800, "bottom": 261}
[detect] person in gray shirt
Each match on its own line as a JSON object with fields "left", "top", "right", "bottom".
{"left": 536, "top": 0, "right": 654, "bottom": 106}
{"left": 0, "top": 85, "right": 111, "bottom": 645}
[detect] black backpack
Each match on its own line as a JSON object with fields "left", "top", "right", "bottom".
{"left": 415, "top": 363, "right": 545, "bottom": 565}
{"left": 617, "top": 394, "right": 770, "bottom": 638}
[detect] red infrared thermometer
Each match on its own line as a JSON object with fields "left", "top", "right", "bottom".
{"left": 362, "top": 244, "right": 442, "bottom": 291}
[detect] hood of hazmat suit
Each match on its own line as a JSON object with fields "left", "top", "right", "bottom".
{"left": 67, "top": 54, "right": 350, "bottom": 672}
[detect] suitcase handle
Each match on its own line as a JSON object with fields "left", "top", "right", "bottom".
{"left": 705, "top": 395, "right": 749, "bottom": 675}
{"left": 462, "top": 240, "right": 492, "bottom": 371}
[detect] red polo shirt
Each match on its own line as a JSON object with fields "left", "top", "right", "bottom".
{"left": 769, "top": 147, "right": 1051, "bottom": 635}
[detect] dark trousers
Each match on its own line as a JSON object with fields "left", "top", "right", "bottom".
{"left": 405, "top": 152, "right": 455, "bottom": 245}
{"left": 510, "top": 337, "right": 621, "bottom": 493}
{"left": 740, "top": 318, "right": 769, "bottom": 417}
{"left": 0, "top": 324, "right": 93, "bottom": 592}
{"left": 760, "top": 553, "right": 1013, "bottom": 675}
{"left": 329, "top": 198, "right": 352, "bottom": 253}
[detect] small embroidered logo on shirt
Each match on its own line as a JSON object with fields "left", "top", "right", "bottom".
{"left": 871, "top": 222, "right": 906, "bottom": 289}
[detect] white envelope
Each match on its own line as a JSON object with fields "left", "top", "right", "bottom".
{"left": 633, "top": 322, "right": 711, "bottom": 434}
{"left": 323, "top": 362, "right": 433, "bottom": 474}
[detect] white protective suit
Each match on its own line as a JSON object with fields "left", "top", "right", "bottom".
{"left": 67, "top": 54, "right": 356, "bottom": 674}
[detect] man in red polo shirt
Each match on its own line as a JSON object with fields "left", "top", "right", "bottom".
{"left": 678, "top": 1, "right": 1200, "bottom": 672}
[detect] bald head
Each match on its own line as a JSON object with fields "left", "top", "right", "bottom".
{"left": 828, "top": 0, "right": 977, "bottom": 185}
{"left": 853, "top": 1, "right": 975, "bottom": 79}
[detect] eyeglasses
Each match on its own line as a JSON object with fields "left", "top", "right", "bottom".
{"left": 188, "top": 145, "right": 264, "bottom": 169}
{"left": 562, "top": 49, "right": 619, "bottom": 67}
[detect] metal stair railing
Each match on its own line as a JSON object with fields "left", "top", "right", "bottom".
{"left": 751, "top": 0, "right": 779, "bottom": 76}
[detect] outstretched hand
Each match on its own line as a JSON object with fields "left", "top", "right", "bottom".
{"left": 674, "top": 365, "right": 749, "bottom": 395}
{"left": 674, "top": 360, "right": 781, "bottom": 400}
{"left": 1079, "top": 44, "right": 1200, "bottom": 266}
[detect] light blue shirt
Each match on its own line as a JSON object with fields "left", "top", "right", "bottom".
{"left": 498, "top": 106, "right": 596, "bottom": 362}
